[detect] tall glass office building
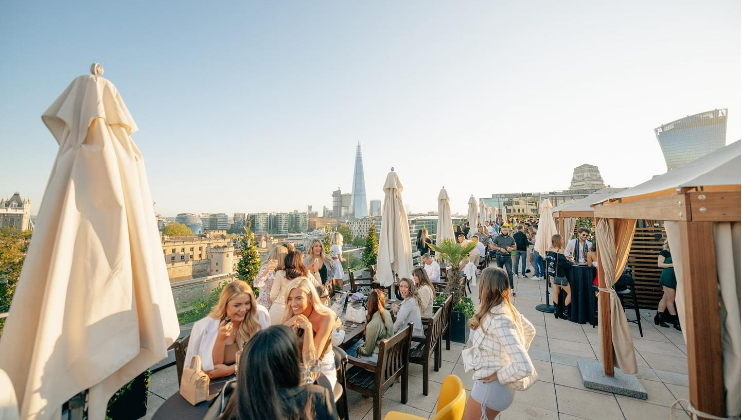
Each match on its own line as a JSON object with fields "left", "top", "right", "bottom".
{"left": 655, "top": 109, "right": 727, "bottom": 171}
{"left": 351, "top": 143, "right": 368, "bottom": 218}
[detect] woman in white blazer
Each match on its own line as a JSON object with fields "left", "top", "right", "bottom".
{"left": 185, "top": 281, "right": 268, "bottom": 379}
{"left": 463, "top": 267, "right": 537, "bottom": 420}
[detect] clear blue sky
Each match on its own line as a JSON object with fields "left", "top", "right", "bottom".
{"left": 1, "top": 1, "right": 739, "bottom": 216}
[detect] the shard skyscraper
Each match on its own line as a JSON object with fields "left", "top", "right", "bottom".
{"left": 351, "top": 143, "right": 368, "bottom": 218}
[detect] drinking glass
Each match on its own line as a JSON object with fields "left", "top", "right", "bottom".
{"left": 302, "top": 349, "right": 318, "bottom": 384}
{"left": 234, "top": 349, "right": 242, "bottom": 376}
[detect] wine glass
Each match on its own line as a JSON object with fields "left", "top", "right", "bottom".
{"left": 302, "top": 349, "right": 318, "bottom": 384}
{"left": 234, "top": 349, "right": 242, "bottom": 376}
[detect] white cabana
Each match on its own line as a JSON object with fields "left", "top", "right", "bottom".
{"left": 467, "top": 196, "right": 478, "bottom": 238}
{"left": 376, "top": 169, "right": 413, "bottom": 287}
{"left": 593, "top": 141, "right": 740, "bottom": 418}
{"left": 551, "top": 188, "right": 627, "bottom": 238}
{"left": 0, "top": 65, "right": 180, "bottom": 420}
{"left": 436, "top": 187, "right": 454, "bottom": 244}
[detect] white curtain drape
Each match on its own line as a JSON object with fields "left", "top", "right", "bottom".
{"left": 666, "top": 221, "right": 741, "bottom": 417}
{"left": 596, "top": 219, "right": 638, "bottom": 374}
{"left": 563, "top": 218, "right": 577, "bottom": 241}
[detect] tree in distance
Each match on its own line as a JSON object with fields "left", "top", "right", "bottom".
{"left": 163, "top": 222, "right": 193, "bottom": 237}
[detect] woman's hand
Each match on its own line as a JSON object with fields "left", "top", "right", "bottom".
{"left": 267, "top": 259, "right": 278, "bottom": 271}
{"left": 481, "top": 371, "right": 498, "bottom": 383}
{"left": 217, "top": 319, "right": 233, "bottom": 340}
{"left": 207, "top": 364, "right": 236, "bottom": 379}
{"left": 294, "top": 314, "right": 313, "bottom": 331}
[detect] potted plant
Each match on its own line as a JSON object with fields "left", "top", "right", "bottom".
{"left": 106, "top": 370, "right": 151, "bottom": 420}
{"left": 428, "top": 239, "right": 477, "bottom": 343}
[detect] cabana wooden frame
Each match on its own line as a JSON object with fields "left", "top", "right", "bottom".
{"left": 593, "top": 184, "right": 740, "bottom": 419}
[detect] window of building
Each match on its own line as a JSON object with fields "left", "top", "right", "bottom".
{"left": 199, "top": 246, "right": 203, "bottom": 250}
{"left": 170, "top": 256, "right": 174, "bottom": 261}
{"left": 216, "top": 262, "right": 219, "bottom": 266}
{"left": 172, "top": 248, "right": 175, "bottom": 253}
{"left": 181, "top": 248, "right": 184, "bottom": 252}
{"left": 181, "top": 255, "right": 184, "bottom": 260}
{"left": 199, "top": 254, "right": 202, "bottom": 259}
{"left": 190, "top": 247, "right": 194, "bottom": 251}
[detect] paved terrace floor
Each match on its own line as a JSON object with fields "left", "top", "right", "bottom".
{"left": 146, "top": 265, "right": 691, "bottom": 419}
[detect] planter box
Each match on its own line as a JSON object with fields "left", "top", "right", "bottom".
{"left": 107, "top": 371, "right": 149, "bottom": 420}
{"left": 450, "top": 310, "right": 470, "bottom": 343}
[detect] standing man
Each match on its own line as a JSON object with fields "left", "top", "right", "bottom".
{"left": 565, "top": 227, "right": 592, "bottom": 265}
{"left": 532, "top": 225, "right": 544, "bottom": 279}
{"left": 513, "top": 225, "right": 529, "bottom": 278}
{"left": 422, "top": 253, "right": 441, "bottom": 282}
{"left": 493, "top": 224, "right": 517, "bottom": 295}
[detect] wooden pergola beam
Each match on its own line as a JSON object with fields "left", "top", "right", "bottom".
{"left": 552, "top": 210, "right": 595, "bottom": 219}
{"left": 594, "top": 194, "right": 687, "bottom": 221}
{"left": 594, "top": 217, "right": 614, "bottom": 376}
{"left": 688, "top": 191, "right": 741, "bottom": 222}
{"left": 679, "top": 221, "right": 725, "bottom": 418}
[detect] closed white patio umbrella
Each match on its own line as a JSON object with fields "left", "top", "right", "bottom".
{"left": 0, "top": 64, "right": 180, "bottom": 420}
{"left": 479, "top": 200, "right": 487, "bottom": 226}
{"left": 376, "top": 169, "right": 413, "bottom": 288}
{"left": 436, "top": 187, "right": 454, "bottom": 244}
{"left": 501, "top": 206, "right": 508, "bottom": 225}
{"left": 467, "top": 196, "right": 478, "bottom": 238}
{"left": 534, "top": 199, "right": 558, "bottom": 313}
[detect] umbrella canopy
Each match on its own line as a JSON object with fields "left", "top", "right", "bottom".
{"left": 501, "top": 206, "right": 508, "bottom": 225}
{"left": 0, "top": 65, "right": 180, "bottom": 420}
{"left": 533, "top": 199, "right": 557, "bottom": 256}
{"left": 479, "top": 200, "right": 487, "bottom": 226}
{"left": 467, "top": 196, "right": 478, "bottom": 237}
{"left": 436, "top": 188, "right": 454, "bottom": 244}
{"left": 376, "top": 170, "right": 413, "bottom": 287}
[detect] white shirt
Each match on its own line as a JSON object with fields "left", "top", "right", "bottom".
{"left": 418, "top": 284, "right": 435, "bottom": 318}
{"left": 467, "top": 303, "right": 537, "bottom": 385}
{"left": 565, "top": 239, "right": 592, "bottom": 264}
{"left": 424, "top": 259, "right": 441, "bottom": 281}
{"left": 475, "top": 241, "right": 486, "bottom": 259}
{"left": 184, "top": 307, "right": 270, "bottom": 371}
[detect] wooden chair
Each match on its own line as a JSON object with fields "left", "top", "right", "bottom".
{"left": 346, "top": 324, "right": 413, "bottom": 420}
{"left": 349, "top": 270, "right": 373, "bottom": 293}
{"left": 333, "top": 345, "right": 350, "bottom": 420}
{"left": 173, "top": 334, "right": 191, "bottom": 384}
{"left": 383, "top": 374, "right": 466, "bottom": 420}
{"left": 440, "top": 294, "right": 454, "bottom": 351}
{"left": 410, "top": 308, "right": 444, "bottom": 395}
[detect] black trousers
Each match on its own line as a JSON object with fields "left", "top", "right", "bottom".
{"left": 496, "top": 255, "right": 514, "bottom": 289}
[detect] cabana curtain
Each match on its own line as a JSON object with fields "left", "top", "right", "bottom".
{"left": 665, "top": 221, "right": 741, "bottom": 417}
{"left": 563, "top": 218, "right": 576, "bottom": 240}
{"left": 596, "top": 218, "right": 638, "bottom": 374}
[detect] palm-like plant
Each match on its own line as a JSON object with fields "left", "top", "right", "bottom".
{"left": 428, "top": 239, "right": 477, "bottom": 308}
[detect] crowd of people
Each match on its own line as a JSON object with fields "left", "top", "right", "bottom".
{"left": 183, "top": 218, "right": 680, "bottom": 420}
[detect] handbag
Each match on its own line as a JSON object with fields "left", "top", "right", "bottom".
{"left": 346, "top": 304, "right": 366, "bottom": 324}
{"left": 179, "top": 355, "right": 210, "bottom": 405}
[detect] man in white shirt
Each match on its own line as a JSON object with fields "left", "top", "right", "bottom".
{"left": 565, "top": 227, "right": 592, "bottom": 265}
{"left": 472, "top": 234, "right": 487, "bottom": 264}
{"left": 422, "top": 253, "right": 441, "bottom": 281}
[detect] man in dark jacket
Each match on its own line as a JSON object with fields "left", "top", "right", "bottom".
{"left": 513, "top": 225, "right": 530, "bottom": 278}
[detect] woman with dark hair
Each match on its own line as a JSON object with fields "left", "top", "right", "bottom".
{"left": 656, "top": 240, "right": 680, "bottom": 330}
{"left": 347, "top": 290, "right": 393, "bottom": 363}
{"left": 220, "top": 325, "right": 338, "bottom": 420}
{"left": 412, "top": 267, "right": 436, "bottom": 317}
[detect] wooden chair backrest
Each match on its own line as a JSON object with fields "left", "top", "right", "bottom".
{"left": 173, "top": 334, "right": 191, "bottom": 384}
{"left": 423, "top": 307, "right": 445, "bottom": 354}
{"left": 377, "top": 323, "right": 412, "bottom": 387}
{"left": 442, "top": 294, "right": 453, "bottom": 329}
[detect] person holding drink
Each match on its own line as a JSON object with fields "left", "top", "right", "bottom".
{"left": 255, "top": 245, "right": 288, "bottom": 310}
{"left": 305, "top": 239, "right": 332, "bottom": 286}
{"left": 185, "top": 281, "right": 265, "bottom": 379}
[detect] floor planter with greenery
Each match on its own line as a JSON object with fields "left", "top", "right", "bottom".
{"left": 106, "top": 370, "right": 151, "bottom": 420}
{"left": 429, "top": 239, "right": 477, "bottom": 344}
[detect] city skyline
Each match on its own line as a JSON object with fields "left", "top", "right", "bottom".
{"left": 1, "top": 1, "right": 739, "bottom": 216}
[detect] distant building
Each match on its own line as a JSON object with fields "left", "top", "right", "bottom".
{"left": 233, "top": 213, "right": 246, "bottom": 230}
{"left": 201, "top": 213, "right": 229, "bottom": 231}
{"left": 350, "top": 217, "right": 376, "bottom": 239}
{"left": 332, "top": 189, "right": 343, "bottom": 219}
{"left": 162, "top": 230, "right": 235, "bottom": 281}
{"left": 322, "top": 206, "right": 332, "bottom": 218}
{"left": 341, "top": 193, "right": 352, "bottom": 217}
{"left": 176, "top": 213, "right": 203, "bottom": 234}
{"left": 309, "top": 217, "right": 340, "bottom": 231}
{"left": 481, "top": 189, "right": 599, "bottom": 216}
{"left": 655, "top": 109, "right": 728, "bottom": 171}
{"left": 250, "top": 213, "right": 270, "bottom": 233}
{"left": 288, "top": 211, "right": 309, "bottom": 233}
{"left": 569, "top": 164, "right": 605, "bottom": 190}
{"left": 369, "top": 200, "right": 382, "bottom": 217}
{"left": 270, "top": 213, "right": 289, "bottom": 234}
{"left": 0, "top": 192, "right": 31, "bottom": 231}
{"left": 350, "top": 143, "right": 368, "bottom": 218}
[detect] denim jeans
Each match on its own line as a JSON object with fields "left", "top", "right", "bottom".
{"left": 533, "top": 251, "right": 544, "bottom": 278}
{"left": 496, "top": 255, "right": 514, "bottom": 289}
{"left": 514, "top": 250, "right": 528, "bottom": 276}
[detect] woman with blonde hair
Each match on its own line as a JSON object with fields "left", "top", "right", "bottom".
{"left": 464, "top": 267, "right": 536, "bottom": 420}
{"left": 281, "top": 277, "right": 338, "bottom": 389}
{"left": 412, "top": 267, "right": 436, "bottom": 317}
{"left": 305, "top": 239, "right": 332, "bottom": 286}
{"left": 329, "top": 232, "right": 345, "bottom": 290}
{"left": 393, "top": 278, "right": 424, "bottom": 338}
{"left": 185, "top": 281, "right": 266, "bottom": 379}
{"left": 256, "top": 245, "right": 288, "bottom": 310}
{"left": 270, "top": 251, "right": 311, "bottom": 324}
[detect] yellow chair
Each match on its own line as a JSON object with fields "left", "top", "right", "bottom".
{"left": 383, "top": 375, "right": 466, "bottom": 420}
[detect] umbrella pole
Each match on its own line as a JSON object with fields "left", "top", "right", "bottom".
{"left": 535, "top": 270, "right": 555, "bottom": 313}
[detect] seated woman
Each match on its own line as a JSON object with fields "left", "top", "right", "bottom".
{"left": 270, "top": 250, "right": 310, "bottom": 325}
{"left": 393, "top": 278, "right": 425, "bottom": 338}
{"left": 282, "top": 277, "right": 338, "bottom": 389}
{"left": 412, "top": 267, "right": 436, "bottom": 318}
{"left": 185, "top": 281, "right": 265, "bottom": 379}
{"left": 220, "top": 325, "right": 338, "bottom": 420}
{"left": 347, "top": 289, "right": 393, "bottom": 363}
{"left": 255, "top": 245, "right": 288, "bottom": 311}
